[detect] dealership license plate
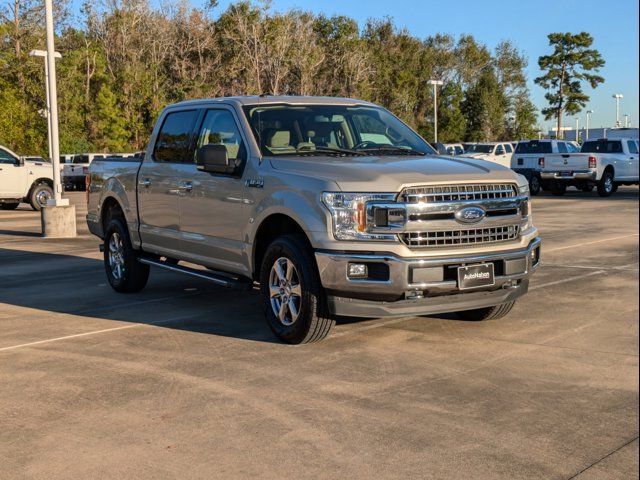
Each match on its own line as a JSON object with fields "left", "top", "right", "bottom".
{"left": 457, "top": 263, "right": 495, "bottom": 290}
{"left": 560, "top": 171, "right": 573, "bottom": 177}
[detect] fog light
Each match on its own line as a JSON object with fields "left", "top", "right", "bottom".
{"left": 348, "top": 263, "right": 368, "bottom": 278}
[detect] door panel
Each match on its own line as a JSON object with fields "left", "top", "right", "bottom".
{"left": 137, "top": 109, "right": 199, "bottom": 257}
{"left": 0, "top": 149, "right": 26, "bottom": 197}
{"left": 177, "top": 108, "right": 248, "bottom": 275}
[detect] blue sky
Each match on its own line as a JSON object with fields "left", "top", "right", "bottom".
{"left": 72, "top": 0, "right": 639, "bottom": 130}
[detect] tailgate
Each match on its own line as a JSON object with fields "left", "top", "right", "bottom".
{"left": 544, "top": 153, "right": 591, "bottom": 171}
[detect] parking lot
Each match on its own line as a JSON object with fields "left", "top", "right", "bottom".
{"left": 1, "top": 189, "right": 638, "bottom": 479}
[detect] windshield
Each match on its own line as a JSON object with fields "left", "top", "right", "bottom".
{"left": 515, "top": 141, "right": 553, "bottom": 154}
{"left": 581, "top": 140, "right": 623, "bottom": 154}
{"left": 464, "top": 144, "right": 495, "bottom": 154}
{"left": 242, "top": 104, "right": 435, "bottom": 157}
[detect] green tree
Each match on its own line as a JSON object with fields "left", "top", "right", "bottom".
{"left": 535, "top": 32, "right": 605, "bottom": 138}
{"left": 463, "top": 69, "right": 507, "bottom": 141}
{"left": 438, "top": 82, "right": 466, "bottom": 142}
{"left": 92, "top": 84, "right": 128, "bottom": 151}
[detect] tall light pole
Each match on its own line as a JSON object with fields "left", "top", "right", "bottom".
{"left": 428, "top": 79, "right": 443, "bottom": 143}
{"left": 612, "top": 94, "right": 623, "bottom": 127}
{"left": 585, "top": 110, "right": 593, "bottom": 140}
{"left": 575, "top": 117, "right": 580, "bottom": 143}
{"left": 41, "top": 0, "right": 75, "bottom": 238}
{"left": 624, "top": 114, "right": 630, "bottom": 127}
{"left": 29, "top": 49, "right": 61, "bottom": 163}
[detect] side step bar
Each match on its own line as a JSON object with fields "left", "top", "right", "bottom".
{"left": 138, "top": 257, "right": 251, "bottom": 289}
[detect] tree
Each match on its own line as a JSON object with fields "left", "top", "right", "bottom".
{"left": 535, "top": 32, "right": 604, "bottom": 138}
{"left": 463, "top": 69, "right": 507, "bottom": 141}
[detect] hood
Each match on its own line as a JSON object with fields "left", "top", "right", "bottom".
{"left": 460, "top": 153, "right": 488, "bottom": 159}
{"left": 269, "top": 154, "right": 517, "bottom": 192}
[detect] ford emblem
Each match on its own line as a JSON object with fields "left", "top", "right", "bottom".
{"left": 455, "top": 206, "right": 486, "bottom": 224}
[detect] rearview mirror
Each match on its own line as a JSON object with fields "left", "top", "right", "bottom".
{"left": 196, "top": 144, "right": 234, "bottom": 174}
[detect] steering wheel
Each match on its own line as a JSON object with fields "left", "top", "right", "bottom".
{"left": 352, "top": 140, "right": 379, "bottom": 150}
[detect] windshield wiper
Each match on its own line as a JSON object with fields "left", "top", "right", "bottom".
{"left": 356, "top": 145, "right": 426, "bottom": 156}
{"left": 295, "top": 145, "right": 364, "bottom": 156}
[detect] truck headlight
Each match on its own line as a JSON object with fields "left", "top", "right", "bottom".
{"left": 322, "top": 192, "right": 397, "bottom": 241}
{"left": 517, "top": 182, "right": 533, "bottom": 229}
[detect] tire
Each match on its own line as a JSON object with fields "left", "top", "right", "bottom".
{"left": 259, "top": 234, "right": 334, "bottom": 344}
{"left": 457, "top": 301, "right": 516, "bottom": 321}
{"left": 29, "top": 183, "right": 53, "bottom": 211}
{"left": 597, "top": 170, "right": 615, "bottom": 197}
{"left": 103, "top": 216, "right": 150, "bottom": 293}
{"left": 551, "top": 182, "right": 566, "bottom": 196}
{"left": 1, "top": 203, "right": 20, "bottom": 210}
{"left": 529, "top": 175, "right": 541, "bottom": 196}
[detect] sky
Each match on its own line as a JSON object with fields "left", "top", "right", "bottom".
{"left": 71, "top": 0, "right": 639, "bottom": 130}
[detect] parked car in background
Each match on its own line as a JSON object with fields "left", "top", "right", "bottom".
{"left": 511, "top": 139, "right": 578, "bottom": 195}
{"left": 63, "top": 153, "right": 106, "bottom": 190}
{"left": 461, "top": 142, "right": 514, "bottom": 168}
{"left": 443, "top": 143, "right": 465, "bottom": 155}
{"left": 540, "top": 138, "right": 639, "bottom": 197}
{"left": 0, "top": 144, "right": 54, "bottom": 210}
{"left": 87, "top": 95, "right": 540, "bottom": 344}
{"left": 22, "top": 155, "right": 49, "bottom": 163}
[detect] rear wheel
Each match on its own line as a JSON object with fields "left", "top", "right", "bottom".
{"left": 529, "top": 175, "right": 541, "bottom": 196}
{"left": 29, "top": 183, "right": 53, "bottom": 211}
{"left": 260, "top": 234, "right": 334, "bottom": 344}
{"left": 104, "top": 216, "right": 150, "bottom": 293}
{"left": 597, "top": 170, "right": 615, "bottom": 197}
{"left": 0, "top": 202, "right": 20, "bottom": 210}
{"left": 457, "top": 301, "right": 516, "bottom": 321}
{"left": 551, "top": 182, "right": 566, "bottom": 196}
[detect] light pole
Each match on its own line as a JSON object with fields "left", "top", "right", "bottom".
{"left": 428, "top": 79, "right": 443, "bottom": 143}
{"left": 29, "top": 49, "right": 61, "bottom": 163}
{"left": 624, "top": 114, "right": 630, "bottom": 127}
{"left": 575, "top": 117, "right": 580, "bottom": 143}
{"left": 612, "top": 94, "right": 623, "bottom": 127}
{"left": 585, "top": 110, "right": 593, "bottom": 140}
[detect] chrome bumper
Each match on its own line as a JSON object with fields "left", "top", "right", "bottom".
{"left": 315, "top": 237, "right": 541, "bottom": 317}
{"left": 540, "top": 170, "right": 597, "bottom": 181}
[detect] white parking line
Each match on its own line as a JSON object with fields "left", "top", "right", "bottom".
{"left": 0, "top": 313, "right": 201, "bottom": 353}
{"left": 530, "top": 270, "right": 605, "bottom": 291}
{"left": 545, "top": 233, "right": 639, "bottom": 253}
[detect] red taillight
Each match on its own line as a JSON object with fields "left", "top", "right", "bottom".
{"left": 82, "top": 166, "right": 89, "bottom": 174}
{"left": 588, "top": 156, "right": 597, "bottom": 169}
{"left": 538, "top": 157, "right": 545, "bottom": 168}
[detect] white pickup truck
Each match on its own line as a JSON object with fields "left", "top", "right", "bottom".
{"left": 511, "top": 140, "right": 581, "bottom": 196}
{"left": 0, "top": 145, "right": 54, "bottom": 210}
{"left": 461, "top": 142, "right": 515, "bottom": 168}
{"left": 540, "top": 138, "right": 639, "bottom": 196}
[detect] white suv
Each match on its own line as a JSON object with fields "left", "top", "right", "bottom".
{"left": 0, "top": 145, "right": 54, "bottom": 210}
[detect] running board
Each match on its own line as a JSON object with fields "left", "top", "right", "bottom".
{"left": 138, "top": 257, "right": 251, "bottom": 289}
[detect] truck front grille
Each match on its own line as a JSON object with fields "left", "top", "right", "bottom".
{"left": 400, "top": 225, "right": 520, "bottom": 247}
{"left": 400, "top": 183, "right": 518, "bottom": 203}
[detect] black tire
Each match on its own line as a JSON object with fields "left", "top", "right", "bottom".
{"left": 457, "top": 301, "right": 516, "bottom": 321}
{"left": 29, "top": 183, "right": 53, "bottom": 211}
{"left": 597, "top": 170, "right": 615, "bottom": 197}
{"left": 550, "top": 182, "right": 566, "bottom": 196}
{"left": 529, "top": 175, "right": 541, "bottom": 196}
{"left": 0, "top": 203, "right": 20, "bottom": 210}
{"left": 259, "top": 234, "right": 334, "bottom": 344}
{"left": 103, "top": 216, "right": 150, "bottom": 293}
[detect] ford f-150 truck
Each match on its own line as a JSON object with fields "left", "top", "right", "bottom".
{"left": 540, "top": 138, "right": 639, "bottom": 196}
{"left": 1, "top": 144, "right": 54, "bottom": 210}
{"left": 87, "top": 96, "right": 541, "bottom": 344}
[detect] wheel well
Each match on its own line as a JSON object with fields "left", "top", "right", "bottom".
{"left": 27, "top": 178, "right": 53, "bottom": 198}
{"left": 101, "top": 197, "right": 124, "bottom": 234}
{"left": 252, "top": 214, "right": 310, "bottom": 280}
{"left": 603, "top": 165, "right": 615, "bottom": 176}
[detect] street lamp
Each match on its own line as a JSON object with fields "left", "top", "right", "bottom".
{"left": 585, "top": 110, "right": 593, "bottom": 140}
{"left": 575, "top": 117, "right": 580, "bottom": 143}
{"left": 29, "top": 49, "right": 61, "bottom": 164}
{"left": 428, "top": 79, "right": 444, "bottom": 143}
{"left": 623, "top": 114, "right": 630, "bottom": 128}
{"left": 612, "top": 94, "right": 623, "bottom": 127}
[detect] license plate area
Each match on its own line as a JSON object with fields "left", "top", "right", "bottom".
{"left": 560, "top": 171, "right": 573, "bottom": 177}
{"left": 457, "top": 263, "right": 495, "bottom": 290}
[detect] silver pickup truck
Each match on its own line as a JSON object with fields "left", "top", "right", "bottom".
{"left": 87, "top": 96, "right": 541, "bottom": 343}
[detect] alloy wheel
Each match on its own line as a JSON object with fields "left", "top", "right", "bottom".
{"left": 108, "top": 232, "right": 126, "bottom": 280}
{"left": 268, "top": 257, "right": 302, "bottom": 326}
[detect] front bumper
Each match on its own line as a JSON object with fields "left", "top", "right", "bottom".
{"left": 541, "top": 170, "right": 597, "bottom": 181}
{"left": 315, "top": 237, "right": 541, "bottom": 317}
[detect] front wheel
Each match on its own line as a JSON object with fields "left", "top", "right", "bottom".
{"left": 260, "top": 235, "right": 334, "bottom": 344}
{"left": 104, "top": 217, "right": 150, "bottom": 293}
{"left": 457, "top": 301, "right": 516, "bottom": 321}
{"left": 29, "top": 183, "right": 53, "bottom": 211}
{"left": 529, "top": 175, "right": 541, "bottom": 196}
{"left": 597, "top": 171, "right": 615, "bottom": 197}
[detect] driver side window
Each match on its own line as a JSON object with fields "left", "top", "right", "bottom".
{"left": 195, "top": 109, "right": 246, "bottom": 167}
{"left": 495, "top": 145, "right": 505, "bottom": 155}
{"left": 0, "top": 148, "right": 17, "bottom": 164}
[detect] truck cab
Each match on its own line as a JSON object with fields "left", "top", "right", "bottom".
{"left": 0, "top": 145, "right": 54, "bottom": 210}
{"left": 461, "top": 142, "right": 514, "bottom": 168}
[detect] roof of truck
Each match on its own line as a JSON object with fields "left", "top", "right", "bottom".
{"left": 170, "top": 95, "right": 378, "bottom": 108}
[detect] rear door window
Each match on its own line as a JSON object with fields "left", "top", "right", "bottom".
{"left": 557, "top": 142, "right": 568, "bottom": 153}
{"left": 581, "top": 140, "right": 623, "bottom": 153}
{"left": 154, "top": 110, "right": 199, "bottom": 163}
{"left": 504, "top": 144, "right": 513, "bottom": 153}
{"left": 515, "top": 141, "right": 552, "bottom": 154}
{"left": 627, "top": 140, "right": 638, "bottom": 154}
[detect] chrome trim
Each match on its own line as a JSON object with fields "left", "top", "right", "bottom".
{"left": 541, "top": 171, "right": 597, "bottom": 180}
{"left": 400, "top": 183, "right": 518, "bottom": 203}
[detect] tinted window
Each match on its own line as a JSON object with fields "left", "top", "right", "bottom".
{"left": 196, "top": 109, "right": 246, "bottom": 164}
{"left": 465, "top": 144, "right": 495, "bottom": 154}
{"left": 627, "top": 140, "right": 638, "bottom": 154}
{"left": 495, "top": 145, "right": 505, "bottom": 155}
{"left": 455, "top": 146, "right": 464, "bottom": 155}
{"left": 154, "top": 110, "right": 199, "bottom": 162}
{"left": 0, "top": 148, "right": 18, "bottom": 164}
{"left": 72, "top": 155, "right": 89, "bottom": 164}
{"left": 515, "top": 141, "right": 552, "bottom": 154}
{"left": 558, "top": 142, "right": 568, "bottom": 153}
{"left": 581, "top": 140, "right": 623, "bottom": 154}
{"left": 504, "top": 144, "right": 513, "bottom": 153}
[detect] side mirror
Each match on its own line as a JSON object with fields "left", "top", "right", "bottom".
{"left": 196, "top": 144, "right": 234, "bottom": 174}
{"left": 15, "top": 157, "right": 25, "bottom": 166}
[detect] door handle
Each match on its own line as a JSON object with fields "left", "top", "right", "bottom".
{"left": 139, "top": 178, "right": 151, "bottom": 187}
